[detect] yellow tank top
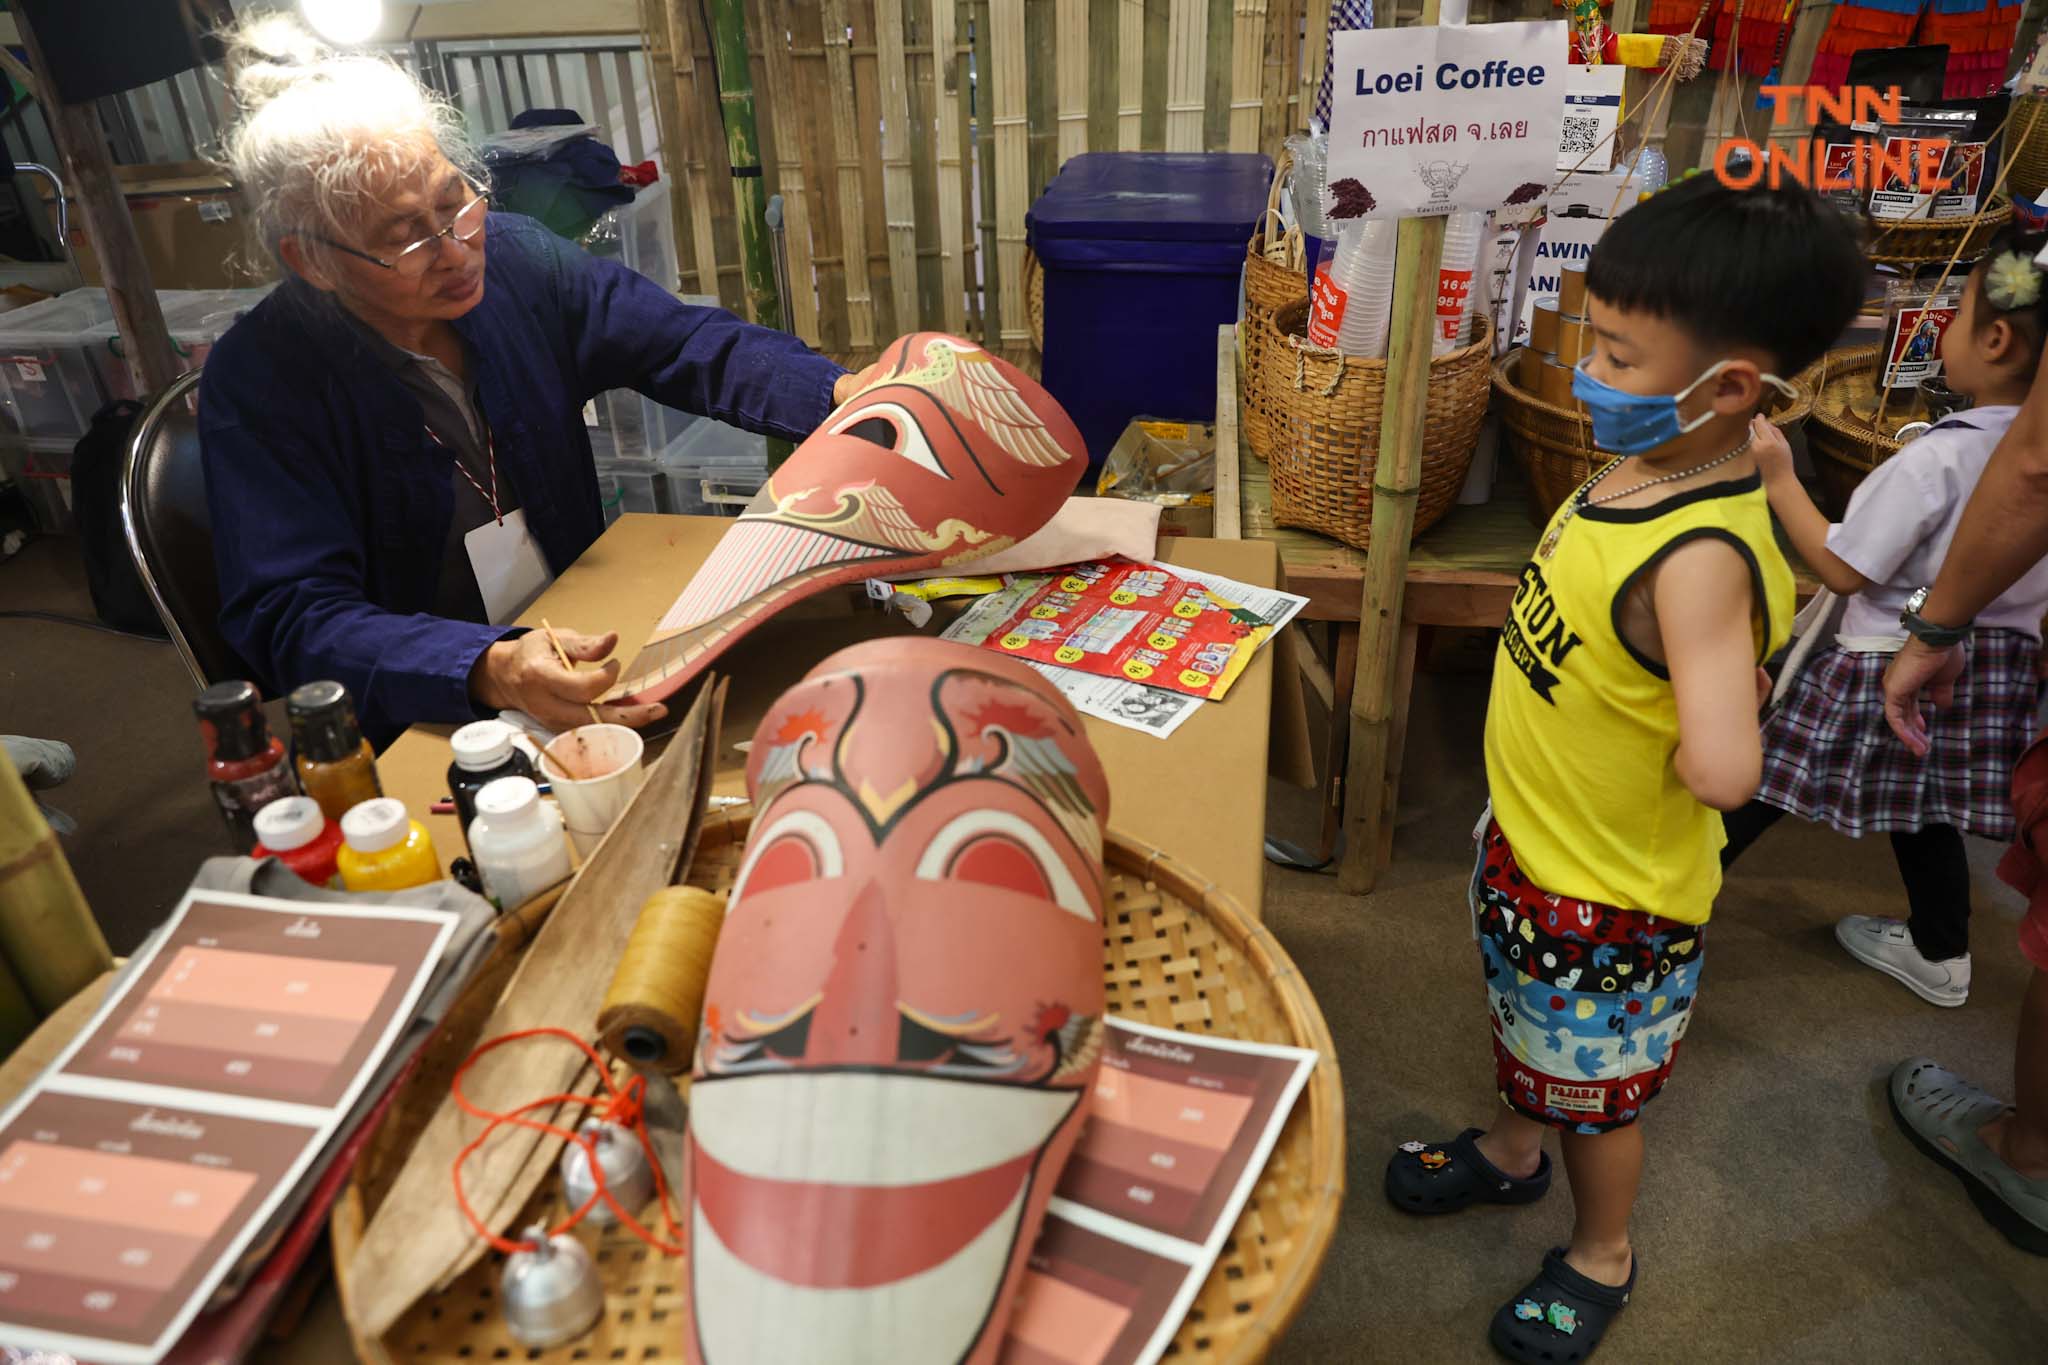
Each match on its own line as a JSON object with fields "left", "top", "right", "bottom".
{"left": 1483, "top": 471, "right": 1794, "bottom": 924}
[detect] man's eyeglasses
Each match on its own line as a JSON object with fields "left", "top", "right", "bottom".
{"left": 320, "top": 192, "right": 488, "bottom": 278}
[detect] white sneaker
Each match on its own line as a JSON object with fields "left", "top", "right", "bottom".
{"left": 1835, "top": 916, "right": 1971, "bottom": 1008}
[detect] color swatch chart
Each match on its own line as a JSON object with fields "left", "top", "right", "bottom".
{"left": 1001, "top": 1019, "right": 1317, "bottom": 1365}
{"left": 0, "top": 890, "right": 455, "bottom": 1363}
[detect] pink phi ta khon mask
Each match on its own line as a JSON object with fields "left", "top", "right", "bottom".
{"left": 681, "top": 637, "right": 1110, "bottom": 1365}
{"left": 604, "top": 334, "right": 1086, "bottom": 705}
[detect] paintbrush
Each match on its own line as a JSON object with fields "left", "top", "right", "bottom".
{"left": 541, "top": 617, "right": 603, "bottom": 726}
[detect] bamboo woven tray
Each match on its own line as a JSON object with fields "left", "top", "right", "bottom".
{"left": 1864, "top": 195, "right": 2011, "bottom": 270}
{"left": 1803, "top": 344, "right": 1923, "bottom": 517}
{"left": 332, "top": 809, "right": 1345, "bottom": 1365}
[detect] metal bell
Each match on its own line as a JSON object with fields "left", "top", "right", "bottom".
{"left": 499, "top": 1225, "right": 604, "bottom": 1348}
{"left": 558, "top": 1118, "right": 654, "bottom": 1226}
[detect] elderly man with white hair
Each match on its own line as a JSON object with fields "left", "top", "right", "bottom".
{"left": 199, "top": 18, "right": 856, "bottom": 745}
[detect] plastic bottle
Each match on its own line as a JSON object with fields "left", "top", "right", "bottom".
{"left": 336, "top": 798, "right": 442, "bottom": 893}
{"left": 192, "top": 681, "right": 296, "bottom": 853}
{"left": 289, "top": 681, "right": 383, "bottom": 823}
{"left": 251, "top": 796, "right": 344, "bottom": 889}
{"left": 468, "top": 777, "right": 573, "bottom": 912}
{"left": 1632, "top": 145, "right": 1669, "bottom": 194}
{"left": 448, "top": 720, "right": 537, "bottom": 858}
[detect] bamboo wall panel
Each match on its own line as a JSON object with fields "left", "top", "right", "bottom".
{"left": 642, "top": 0, "right": 1726, "bottom": 360}
{"left": 877, "top": 0, "right": 921, "bottom": 330}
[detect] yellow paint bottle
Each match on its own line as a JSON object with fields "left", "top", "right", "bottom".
{"left": 336, "top": 797, "right": 442, "bottom": 893}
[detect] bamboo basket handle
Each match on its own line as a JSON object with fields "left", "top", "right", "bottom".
{"left": 1267, "top": 144, "right": 1293, "bottom": 218}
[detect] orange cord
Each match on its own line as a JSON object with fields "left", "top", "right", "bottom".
{"left": 450, "top": 1026, "right": 685, "bottom": 1256}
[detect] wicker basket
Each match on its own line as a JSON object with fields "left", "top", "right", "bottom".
{"left": 2008, "top": 92, "right": 2048, "bottom": 209}
{"left": 1259, "top": 297, "right": 1492, "bottom": 551}
{"left": 1803, "top": 344, "right": 1922, "bottom": 517}
{"left": 1025, "top": 246, "right": 1045, "bottom": 352}
{"left": 1492, "top": 346, "right": 1816, "bottom": 522}
{"left": 1865, "top": 195, "right": 2012, "bottom": 270}
{"left": 333, "top": 809, "right": 1346, "bottom": 1365}
{"left": 1242, "top": 148, "right": 1309, "bottom": 464}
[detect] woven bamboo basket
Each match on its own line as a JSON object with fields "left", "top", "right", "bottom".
{"left": 332, "top": 808, "right": 1345, "bottom": 1365}
{"left": 1242, "top": 148, "right": 1309, "bottom": 464}
{"left": 2007, "top": 92, "right": 2048, "bottom": 208}
{"left": 1865, "top": 195, "right": 2012, "bottom": 270}
{"left": 1492, "top": 347, "right": 1816, "bottom": 522}
{"left": 1803, "top": 344, "right": 1924, "bottom": 517}
{"left": 1259, "top": 298, "right": 1492, "bottom": 551}
{"left": 1025, "top": 246, "right": 1045, "bottom": 352}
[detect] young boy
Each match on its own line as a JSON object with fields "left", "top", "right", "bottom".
{"left": 1384, "top": 178, "right": 1867, "bottom": 1360}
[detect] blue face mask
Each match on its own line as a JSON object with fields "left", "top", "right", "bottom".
{"left": 1570, "top": 358, "right": 1794, "bottom": 455}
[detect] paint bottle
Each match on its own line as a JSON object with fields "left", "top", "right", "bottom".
{"left": 289, "top": 681, "right": 383, "bottom": 823}
{"left": 448, "top": 720, "right": 537, "bottom": 858}
{"left": 336, "top": 797, "right": 442, "bottom": 893}
{"left": 192, "top": 680, "right": 296, "bottom": 854}
{"left": 468, "top": 777, "right": 572, "bottom": 912}
{"left": 251, "top": 796, "right": 344, "bottom": 889}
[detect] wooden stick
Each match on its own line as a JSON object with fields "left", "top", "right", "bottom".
{"left": 823, "top": 0, "right": 879, "bottom": 345}
{"left": 1117, "top": 0, "right": 1145, "bottom": 150}
{"left": 1215, "top": 324, "right": 1243, "bottom": 538}
{"left": 1229, "top": 0, "right": 1268, "bottom": 153}
{"left": 877, "top": 0, "right": 922, "bottom": 329}
{"left": 541, "top": 618, "right": 603, "bottom": 725}
{"left": 993, "top": 0, "right": 1030, "bottom": 344}
{"left": 932, "top": 0, "right": 970, "bottom": 333}
{"left": 16, "top": 8, "right": 177, "bottom": 397}
{"left": 754, "top": 0, "right": 824, "bottom": 343}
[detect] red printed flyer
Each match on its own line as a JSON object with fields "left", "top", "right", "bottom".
{"left": 970, "top": 558, "right": 1272, "bottom": 701}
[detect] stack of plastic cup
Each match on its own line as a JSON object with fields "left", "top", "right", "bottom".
{"left": 1306, "top": 220, "right": 1397, "bottom": 358}
{"left": 1433, "top": 210, "right": 1487, "bottom": 356}
{"left": 1287, "top": 131, "right": 1332, "bottom": 293}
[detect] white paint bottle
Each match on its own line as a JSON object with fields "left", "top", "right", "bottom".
{"left": 468, "top": 776, "right": 572, "bottom": 912}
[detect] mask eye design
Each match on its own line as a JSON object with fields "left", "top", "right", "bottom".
{"left": 731, "top": 810, "right": 844, "bottom": 902}
{"left": 824, "top": 399, "right": 951, "bottom": 480}
{"left": 712, "top": 997, "right": 821, "bottom": 1073}
{"left": 915, "top": 810, "right": 1094, "bottom": 921}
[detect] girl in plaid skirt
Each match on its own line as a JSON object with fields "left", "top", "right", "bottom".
{"left": 1724, "top": 229, "right": 2048, "bottom": 1008}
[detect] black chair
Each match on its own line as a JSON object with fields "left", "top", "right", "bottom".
{"left": 119, "top": 369, "right": 249, "bottom": 689}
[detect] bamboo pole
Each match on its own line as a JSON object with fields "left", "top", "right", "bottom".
{"left": 664, "top": 0, "right": 727, "bottom": 307}
{"left": 1163, "top": 0, "right": 1204, "bottom": 149}
{"left": 787, "top": 0, "right": 850, "bottom": 351}
{"left": 972, "top": 0, "right": 1004, "bottom": 343}
{"left": 638, "top": 0, "right": 698, "bottom": 292}
{"left": 1205, "top": 0, "right": 1233, "bottom": 151}
{"left": 1088, "top": 0, "right": 1122, "bottom": 149}
{"left": 753, "top": 0, "right": 822, "bottom": 342}
{"left": 1028, "top": 0, "right": 1060, "bottom": 205}
{"left": 877, "top": 0, "right": 922, "bottom": 329}
{"left": 993, "top": 0, "right": 1031, "bottom": 345}
{"left": 707, "top": 0, "right": 781, "bottom": 326}
{"left": 1229, "top": 0, "right": 1267, "bottom": 152}
{"left": 0, "top": 748, "right": 110, "bottom": 1018}
{"left": 1300, "top": 0, "right": 1331, "bottom": 131}
{"left": 1057, "top": 0, "right": 1091, "bottom": 163}
{"left": 1260, "top": 0, "right": 1298, "bottom": 151}
{"left": 1142, "top": 0, "right": 1170, "bottom": 148}
{"left": 907, "top": 4, "right": 945, "bottom": 326}
{"left": 1336, "top": 0, "right": 1446, "bottom": 894}
{"left": 852, "top": 0, "right": 895, "bottom": 336}
{"left": 958, "top": 0, "right": 986, "bottom": 339}
{"left": 1118, "top": 0, "right": 1145, "bottom": 149}
{"left": 932, "top": 0, "right": 970, "bottom": 333}
{"left": 823, "top": 0, "right": 879, "bottom": 345}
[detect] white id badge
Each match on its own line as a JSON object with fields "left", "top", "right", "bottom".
{"left": 465, "top": 508, "right": 553, "bottom": 625}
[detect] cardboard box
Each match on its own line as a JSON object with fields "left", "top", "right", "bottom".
{"left": 1098, "top": 417, "right": 1216, "bottom": 539}
{"left": 40, "top": 162, "right": 275, "bottom": 292}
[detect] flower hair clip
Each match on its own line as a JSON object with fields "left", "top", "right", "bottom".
{"left": 1985, "top": 251, "right": 2043, "bottom": 312}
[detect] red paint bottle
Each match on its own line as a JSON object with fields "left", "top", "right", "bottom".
{"left": 193, "top": 681, "right": 296, "bottom": 853}
{"left": 251, "top": 796, "right": 345, "bottom": 889}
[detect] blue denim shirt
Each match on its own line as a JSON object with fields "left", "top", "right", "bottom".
{"left": 198, "top": 212, "right": 844, "bottom": 747}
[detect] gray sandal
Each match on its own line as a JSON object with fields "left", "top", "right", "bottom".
{"left": 1889, "top": 1056, "right": 2048, "bottom": 1256}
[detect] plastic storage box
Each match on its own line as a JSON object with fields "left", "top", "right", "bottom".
{"left": 656, "top": 418, "right": 767, "bottom": 518}
{"left": 91, "top": 285, "right": 277, "bottom": 405}
{"left": 1027, "top": 152, "right": 1273, "bottom": 463}
{"left": 0, "top": 291, "right": 120, "bottom": 440}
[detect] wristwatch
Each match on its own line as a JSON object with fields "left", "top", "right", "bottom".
{"left": 1900, "top": 587, "right": 1971, "bottom": 648}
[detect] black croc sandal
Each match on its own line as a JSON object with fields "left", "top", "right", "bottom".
{"left": 1488, "top": 1247, "right": 1635, "bottom": 1363}
{"left": 1384, "top": 1127, "right": 1552, "bottom": 1215}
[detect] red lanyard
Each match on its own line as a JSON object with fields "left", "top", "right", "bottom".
{"left": 425, "top": 422, "right": 501, "bottom": 526}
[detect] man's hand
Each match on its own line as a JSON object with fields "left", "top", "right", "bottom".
{"left": 833, "top": 371, "right": 862, "bottom": 407}
{"left": 1749, "top": 413, "right": 1795, "bottom": 484}
{"left": 470, "top": 629, "right": 667, "bottom": 733}
{"left": 1883, "top": 636, "right": 1964, "bottom": 758}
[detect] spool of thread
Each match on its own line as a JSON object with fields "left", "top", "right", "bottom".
{"left": 598, "top": 886, "right": 725, "bottom": 1073}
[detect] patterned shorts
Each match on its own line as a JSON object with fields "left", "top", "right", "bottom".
{"left": 1473, "top": 818, "right": 1705, "bottom": 1134}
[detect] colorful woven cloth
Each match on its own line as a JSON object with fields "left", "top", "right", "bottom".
{"left": 1646, "top": 0, "right": 1796, "bottom": 76}
{"left": 1807, "top": 0, "right": 2024, "bottom": 100}
{"left": 1312, "top": 0, "right": 1374, "bottom": 130}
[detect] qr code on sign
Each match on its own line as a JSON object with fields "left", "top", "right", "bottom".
{"left": 1561, "top": 116, "right": 1600, "bottom": 155}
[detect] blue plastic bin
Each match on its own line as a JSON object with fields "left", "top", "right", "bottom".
{"left": 1028, "top": 152, "right": 1273, "bottom": 465}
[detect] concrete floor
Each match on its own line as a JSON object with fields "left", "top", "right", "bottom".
{"left": 4, "top": 532, "right": 2046, "bottom": 1360}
